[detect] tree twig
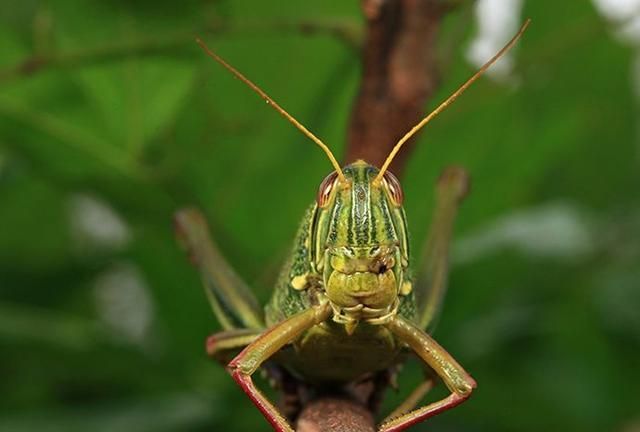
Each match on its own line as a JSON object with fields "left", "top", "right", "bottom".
{"left": 0, "top": 18, "right": 360, "bottom": 84}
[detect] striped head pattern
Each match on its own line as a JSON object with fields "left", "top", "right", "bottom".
{"left": 310, "top": 161, "right": 410, "bottom": 332}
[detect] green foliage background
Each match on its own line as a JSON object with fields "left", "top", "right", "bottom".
{"left": 1, "top": 1, "right": 639, "bottom": 431}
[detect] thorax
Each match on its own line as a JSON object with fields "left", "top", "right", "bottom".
{"left": 275, "top": 320, "right": 403, "bottom": 383}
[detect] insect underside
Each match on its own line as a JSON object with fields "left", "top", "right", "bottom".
{"left": 176, "top": 19, "right": 530, "bottom": 432}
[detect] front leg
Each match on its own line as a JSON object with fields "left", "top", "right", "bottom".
{"left": 381, "top": 315, "right": 476, "bottom": 432}
{"left": 228, "top": 303, "right": 332, "bottom": 432}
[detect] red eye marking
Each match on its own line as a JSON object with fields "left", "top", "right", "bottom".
{"left": 317, "top": 171, "right": 339, "bottom": 208}
{"left": 383, "top": 171, "right": 404, "bottom": 206}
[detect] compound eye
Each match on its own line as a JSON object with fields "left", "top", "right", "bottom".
{"left": 317, "top": 171, "right": 339, "bottom": 208}
{"left": 383, "top": 171, "right": 404, "bottom": 206}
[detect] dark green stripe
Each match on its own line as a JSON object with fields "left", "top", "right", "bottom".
{"left": 379, "top": 190, "right": 396, "bottom": 240}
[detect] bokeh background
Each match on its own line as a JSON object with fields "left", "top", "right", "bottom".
{"left": 1, "top": 0, "right": 639, "bottom": 431}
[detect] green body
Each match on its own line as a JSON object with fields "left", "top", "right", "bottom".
{"left": 265, "top": 161, "right": 416, "bottom": 383}
{"left": 175, "top": 160, "right": 475, "bottom": 432}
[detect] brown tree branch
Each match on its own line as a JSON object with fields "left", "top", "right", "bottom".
{"left": 345, "top": 0, "right": 451, "bottom": 175}
{"left": 297, "top": 398, "right": 375, "bottom": 432}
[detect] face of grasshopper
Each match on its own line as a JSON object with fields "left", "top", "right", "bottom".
{"left": 311, "top": 160, "right": 410, "bottom": 331}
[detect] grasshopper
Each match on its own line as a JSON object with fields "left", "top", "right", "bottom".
{"left": 175, "top": 20, "right": 530, "bottom": 432}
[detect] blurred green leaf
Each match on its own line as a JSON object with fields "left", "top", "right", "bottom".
{"left": 1, "top": 1, "right": 639, "bottom": 431}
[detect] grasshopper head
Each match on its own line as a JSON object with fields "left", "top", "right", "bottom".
{"left": 311, "top": 160, "right": 410, "bottom": 333}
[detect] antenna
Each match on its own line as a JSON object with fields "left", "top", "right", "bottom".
{"left": 195, "top": 38, "right": 347, "bottom": 183}
{"left": 374, "top": 19, "right": 531, "bottom": 183}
